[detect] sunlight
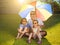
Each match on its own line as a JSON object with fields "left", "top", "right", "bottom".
{"left": 17, "top": 0, "right": 28, "bottom": 5}
{"left": 17, "top": 0, "right": 36, "bottom": 5}
{"left": 18, "top": 0, "right": 25, "bottom": 4}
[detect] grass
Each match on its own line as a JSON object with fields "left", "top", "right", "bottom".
{"left": 0, "top": 14, "right": 60, "bottom": 45}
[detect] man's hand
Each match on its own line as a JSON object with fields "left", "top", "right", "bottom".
{"left": 40, "top": 25, "right": 45, "bottom": 28}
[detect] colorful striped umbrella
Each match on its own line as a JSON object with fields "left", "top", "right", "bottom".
{"left": 19, "top": 1, "right": 52, "bottom": 21}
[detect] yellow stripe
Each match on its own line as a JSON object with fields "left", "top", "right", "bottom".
{"left": 37, "top": 8, "right": 52, "bottom": 21}
{"left": 20, "top": 4, "right": 34, "bottom": 13}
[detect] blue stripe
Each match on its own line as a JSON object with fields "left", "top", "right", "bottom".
{"left": 37, "top": 4, "right": 52, "bottom": 14}
{"left": 19, "top": 8, "right": 33, "bottom": 18}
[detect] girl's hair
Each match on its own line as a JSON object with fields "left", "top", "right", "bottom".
{"left": 20, "top": 18, "right": 27, "bottom": 24}
{"left": 33, "top": 20, "right": 38, "bottom": 24}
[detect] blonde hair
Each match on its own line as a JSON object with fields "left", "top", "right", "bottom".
{"left": 30, "top": 11, "right": 36, "bottom": 15}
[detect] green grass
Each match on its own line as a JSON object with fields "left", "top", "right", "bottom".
{"left": 0, "top": 14, "right": 60, "bottom": 45}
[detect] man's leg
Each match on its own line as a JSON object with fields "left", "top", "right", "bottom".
{"left": 40, "top": 30, "right": 47, "bottom": 38}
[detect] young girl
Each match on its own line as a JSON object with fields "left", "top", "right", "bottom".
{"left": 16, "top": 18, "right": 29, "bottom": 39}
{"left": 27, "top": 20, "right": 42, "bottom": 44}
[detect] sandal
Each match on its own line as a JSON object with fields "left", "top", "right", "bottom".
{"left": 27, "top": 39, "right": 31, "bottom": 44}
{"left": 37, "top": 40, "right": 42, "bottom": 44}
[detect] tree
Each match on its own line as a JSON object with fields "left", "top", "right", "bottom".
{"left": 52, "top": 1, "right": 60, "bottom": 14}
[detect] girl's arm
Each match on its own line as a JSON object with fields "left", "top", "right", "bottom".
{"left": 23, "top": 27, "right": 28, "bottom": 33}
{"left": 18, "top": 27, "right": 23, "bottom": 33}
{"left": 18, "top": 24, "right": 24, "bottom": 33}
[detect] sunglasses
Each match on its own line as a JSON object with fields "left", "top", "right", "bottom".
{"left": 33, "top": 23, "right": 37, "bottom": 24}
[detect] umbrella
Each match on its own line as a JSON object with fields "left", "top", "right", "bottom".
{"left": 19, "top": 1, "right": 52, "bottom": 21}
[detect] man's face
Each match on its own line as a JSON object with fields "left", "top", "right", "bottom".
{"left": 30, "top": 11, "right": 36, "bottom": 20}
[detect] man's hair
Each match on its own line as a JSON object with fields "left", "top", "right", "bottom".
{"left": 30, "top": 11, "right": 36, "bottom": 15}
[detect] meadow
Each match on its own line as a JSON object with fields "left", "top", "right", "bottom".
{"left": 0, "top": 14, "right": 60, "bottom": 45}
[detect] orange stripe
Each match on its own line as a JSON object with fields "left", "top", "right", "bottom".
{"left": 29, "top": 1, "right": 36, "bottom": 6}
{"left": 36, "top": 9, "right": 45, "bottom": 21}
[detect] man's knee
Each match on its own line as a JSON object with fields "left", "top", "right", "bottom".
{"left": 40, "top": 30, "right": 47, "bottom": 37}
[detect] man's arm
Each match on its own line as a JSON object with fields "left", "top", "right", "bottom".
{"left": 38, "top": 18, "right": 45, "bottom": 28}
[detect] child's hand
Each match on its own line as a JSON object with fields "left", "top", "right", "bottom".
{"left": 22, "top": 31, "right": 25, "bottom": 34}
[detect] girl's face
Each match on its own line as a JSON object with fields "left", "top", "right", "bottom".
{"left": 33, "top": 21, "right": 38, "bottom": 27}
{"left": 22, "top": 19, "right": 27, "bottom": 25}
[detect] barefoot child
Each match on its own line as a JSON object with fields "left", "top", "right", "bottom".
{"left": 16, "top": 18, "right": 29, "bottom": 39}
{"left": 27, "top": 20, "right": 42, "bottom": 44}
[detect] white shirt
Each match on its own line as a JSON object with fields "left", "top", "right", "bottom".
{"left": 28, "top": 18, "right": 44, "bottom": 27}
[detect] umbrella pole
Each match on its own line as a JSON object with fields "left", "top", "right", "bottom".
{"left": 35, "top": 0, "right": 36, "bottom": 14}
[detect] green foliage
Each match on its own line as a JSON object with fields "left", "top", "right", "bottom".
{"left": 52, "top": 1, "right": 60, "bottom": 14}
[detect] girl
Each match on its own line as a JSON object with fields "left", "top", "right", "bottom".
{"left": 27, "top": 20, "right": 42, "bottom": 44}
{"left": 16, "top": 18, "right": 29, "bottom": 39}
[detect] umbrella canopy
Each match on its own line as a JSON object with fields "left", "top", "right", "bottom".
{"left": 19, "top": 1, "right": 52, "bottom": 21}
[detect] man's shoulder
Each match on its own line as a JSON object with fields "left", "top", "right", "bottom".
{"left": 28, "top": 19, "right": 32, "bottom": 20}
{"left": 28, "top": 19, "right": 32, "bottom": 22}
{"left": 37, "top": 18, "right": 42, "bottom": 21}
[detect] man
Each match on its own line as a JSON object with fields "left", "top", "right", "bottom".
{"left": 28, "top": 11, "right": 47, "bottom": 38}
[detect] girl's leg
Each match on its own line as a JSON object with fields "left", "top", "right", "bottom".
{"left": 36, "top": 32, "right": 42, "bottom": 44}
{"left": 37, "top": 32, "right": 42, "bottom": 40}
{"left": 16, "top": 32, "right": 20, "bottom": 39}
{"left": 19, "top": 33, "right": 24, "bottom": 38}
{"left": 27, "top": 33, "right": 33, "bottom": 43}
{"left": 19, "top": 27, "right": 28, "bottom": 38}
{"left": 16, "top": 28, "right": 22, "bottom": 39}
{"left": 28, "top": 33, "right": 33, "bottom": 40}
{"left": 33, "top": 33, "right": 36, "bottom": 39}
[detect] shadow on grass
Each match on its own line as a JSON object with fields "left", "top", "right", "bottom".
{"left": 44, "top": 14, "right": 60, "bottom": 29}
{"left": 13, "top": 37, "right": 51, "bottom": 45}
{"left": 42, "top": 38, "right": 51, "bottom": 45}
